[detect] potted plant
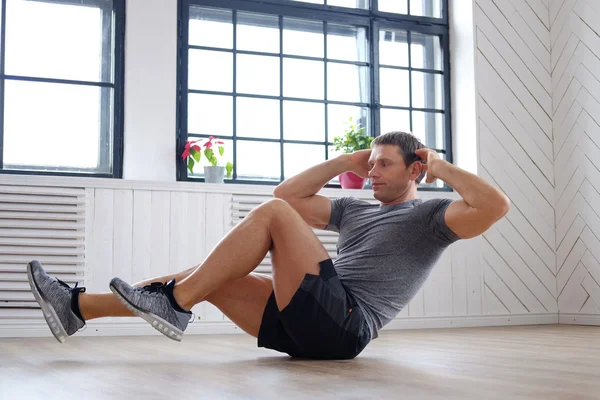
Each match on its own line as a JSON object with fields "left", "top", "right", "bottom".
{"left": 331, "top": 117, "right": 373, "bottom": 189}
{"left": 182, "top": 136, "right": 234, "bottom": 184}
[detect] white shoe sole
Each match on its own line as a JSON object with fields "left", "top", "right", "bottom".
{"left": 26, "top": 262, "right": 69, "bottom": 343}
{"left": 109, "top": 284, "right": 184, "bottom": 342}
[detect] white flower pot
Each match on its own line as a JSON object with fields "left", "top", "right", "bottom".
{"left": 204, "top": 166, "right": 225, "bottom": 184}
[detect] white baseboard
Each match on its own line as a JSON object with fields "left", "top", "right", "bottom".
{"left": 382, "top": 313, "right": 558, "bottom": 330}
{"left": 559, "top": 313, "right": 600, "bottom": 325}
{"left": 0, "top": 313, "right": 559, "bottom": 339}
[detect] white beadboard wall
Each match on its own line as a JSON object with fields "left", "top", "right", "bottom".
{"left": 0, "top": 173, "right": 557, "bottom": 338}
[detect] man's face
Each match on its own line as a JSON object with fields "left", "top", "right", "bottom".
{"left": 367, "top": 144, "right": 421, "bottom": 203}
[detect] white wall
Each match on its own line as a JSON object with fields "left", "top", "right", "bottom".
{"left": 123, "top": 0, "right": 178, "bottom": 181}
{"left": 473, "top": 0, "right": 558, "bottom": 315}
{"left": 550, "top": 0, "right": 600, "bottom": 321}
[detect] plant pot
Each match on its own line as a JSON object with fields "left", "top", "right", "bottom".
{"left": 339, "top": 171, "right": 366, "bottom": 189}
{"left": 204, "top": 166, "right": 225, "bottom": 184}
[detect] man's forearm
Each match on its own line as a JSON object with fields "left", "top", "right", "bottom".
{"left": 273, "top": 155, "right": 351, "bottom": 199}
{"left": 429, "top": 159, "right": 509, "bottom": 211}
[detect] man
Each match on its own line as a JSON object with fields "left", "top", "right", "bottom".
{"left": 27, "top": 131, "right": 510, "bottom": 360}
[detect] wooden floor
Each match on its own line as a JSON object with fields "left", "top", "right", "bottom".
{"left": 2, "top": 324, "right": 600, "bottom": 399}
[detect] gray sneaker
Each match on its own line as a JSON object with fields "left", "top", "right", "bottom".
{"left": 26, "top": 260, "right": 86, "bottom": 343}
{"left": 109, "top": 277, "right": 193, "bottom": 342}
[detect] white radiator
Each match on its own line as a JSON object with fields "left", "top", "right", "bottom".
{"left": 0, "top": 185, "right": 86, "bottom": 320}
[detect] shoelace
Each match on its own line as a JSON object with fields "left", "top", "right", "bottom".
{"left": 140, "top": 282, "right": 166, "bottom": 295}
{"left": 56, "top": 278, "right": 86, "bottom": 295}
{"left": 138, "top": 282, "right": 196, "bottom": 323}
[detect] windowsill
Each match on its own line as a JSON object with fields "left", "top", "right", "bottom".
{"left": 0, "top": 172, "right": 460, "bottom": 199}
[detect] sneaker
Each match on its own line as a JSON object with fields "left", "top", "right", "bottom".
{"left": 26, "top": 260, "right": 86, "bottom": 343}
{"left": 109, "top": 278, "right": 193, "bottom": 342}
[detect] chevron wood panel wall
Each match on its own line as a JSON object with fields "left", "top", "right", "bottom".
{"left": 474, "top": 0, "right": 558, "bottom": 315}
{"left": 551, "top": 0, "right": 600, "bottom": 316}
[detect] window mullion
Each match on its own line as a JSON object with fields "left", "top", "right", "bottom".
{"left": 371, "top": 19, "right": 380, "bottom": 138}
{"left": 232, "top": 9, "right": 238, "bottom": 180}
{"left": 279, "top": 14, "right": 284, "bottom": 182}
{"left": 324, "top": 20, "right": 328, "bottom": 160}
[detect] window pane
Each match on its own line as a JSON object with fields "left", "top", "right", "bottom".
{"left": 328, "top": 107, "right": 369, "bottom": 167}
{"left": 189, "top": 7, "right": 232, "bottom": 49}
{"left": 410, "top": 0, "right": 442, "bottom": 18}
{"left": 327, "top": 0, "right": 369, "bottom": 8}
{"left": 380, "top": 108, "right": 410, "bottom": 135}
{"left": 411, "top": 33, "right": 442, "bottom": 70}
{"left": 412, "top": 111, "right": 444, "bottom": 149}
{"left": 283, "top": 101, "right": 325, "bottom": 142}
{"left": 327, "top": 24, "right": 368, "bottom": 62}
{"left": 284, "top": 144, "right": 325, "bottom": 178}
{"left": 284, "top": 59, "right": 324, "bottom": 100}
{"left": 379, "top": 68, "right": 409, "bottom": 107}
{"left": 412, "top": 72, "right": 443, "bottom": 109}
{"left": 327, "top": 63, "right": 368, "bottom": 103}
{"left": 188, "top": 94, "right": 232, "bottom": 136}
{"left": 189, "top": 50, "right": 232, "bottom": 92}
{"left": 237, "top": 140, "right": 281, "bottom": 181}
{"left": 4, "top": 80, "right": 109, "bottom": 172}
{"left": 237, "top": 54, "right": 279, "bottom": 96}
{"left": 237, "top": 97, "right": 280, "bottom": 140}
{"left": 237, "top": 12, "right": 279, "bottom": 53}
{"left": 188, "top": 137, "right": 234, "bottom": 177}
{"left": 5, "top": 0, "right": 106, "bottom": 82}
{"left": 378, "top": 0, "right": 407, "bottom": 14}
{"left": 283, "top": 18, "right": 323, "bottom": 58}
{"left": 328, "top": 105, "right": 369, "bottom": 140}
{"left": 379, "top": 29, "right": 408, "bottom": 67}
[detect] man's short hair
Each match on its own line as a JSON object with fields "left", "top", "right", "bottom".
{"left": 371, "top": 131, "right": 427, "bottom": 184}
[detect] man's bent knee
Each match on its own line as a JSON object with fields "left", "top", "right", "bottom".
{"left": 248, "top": 198, "right": 295, "bottom": 222}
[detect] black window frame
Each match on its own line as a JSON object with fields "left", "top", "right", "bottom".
{"left": 0, "top": 0, "right": 126, "bottom": 179}
{"left": 177, "top": 0, "right": 451, "bottom": 191}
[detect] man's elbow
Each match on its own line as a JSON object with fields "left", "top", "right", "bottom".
{"left": 492, "top": 194, "right": 511, "bottom": 219}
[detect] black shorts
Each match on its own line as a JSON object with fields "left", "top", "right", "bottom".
{"left": 257, "top": 258, "right": 371, "bottom": 360}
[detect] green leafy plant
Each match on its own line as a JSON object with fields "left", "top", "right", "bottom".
{"left": 182, "top": 136, "right": 234, "bottom": 178}
{"left": 331, "top": 117, "right": 373, "bottom": 154}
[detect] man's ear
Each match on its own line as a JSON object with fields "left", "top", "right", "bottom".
{"left": 409, "top": 161, "right": 424, "bottom": 180}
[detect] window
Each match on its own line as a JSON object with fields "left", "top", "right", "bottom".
{"left": 0, "top": 0, "right": 125, "bottom": 178}
{"left": 178, "top": 0, "right": 450, "bottom": 190}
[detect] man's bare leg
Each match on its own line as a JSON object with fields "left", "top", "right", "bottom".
{"left": 172, "top": 198, "right": 329, "bottom": 311}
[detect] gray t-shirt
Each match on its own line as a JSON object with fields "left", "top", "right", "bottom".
{"left": 325, "top": 197, "right": 461, "bottom": 340}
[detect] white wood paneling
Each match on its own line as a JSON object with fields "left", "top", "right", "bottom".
{"left": 551, "top": 0, "right": 600, "bottom": 319}
{"left": 475, "top": 0, "right": 558, "bottom": 316}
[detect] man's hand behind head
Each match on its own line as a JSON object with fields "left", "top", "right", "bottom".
{"left": 347, "top": 149, "right": 372, "bottom": 178}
